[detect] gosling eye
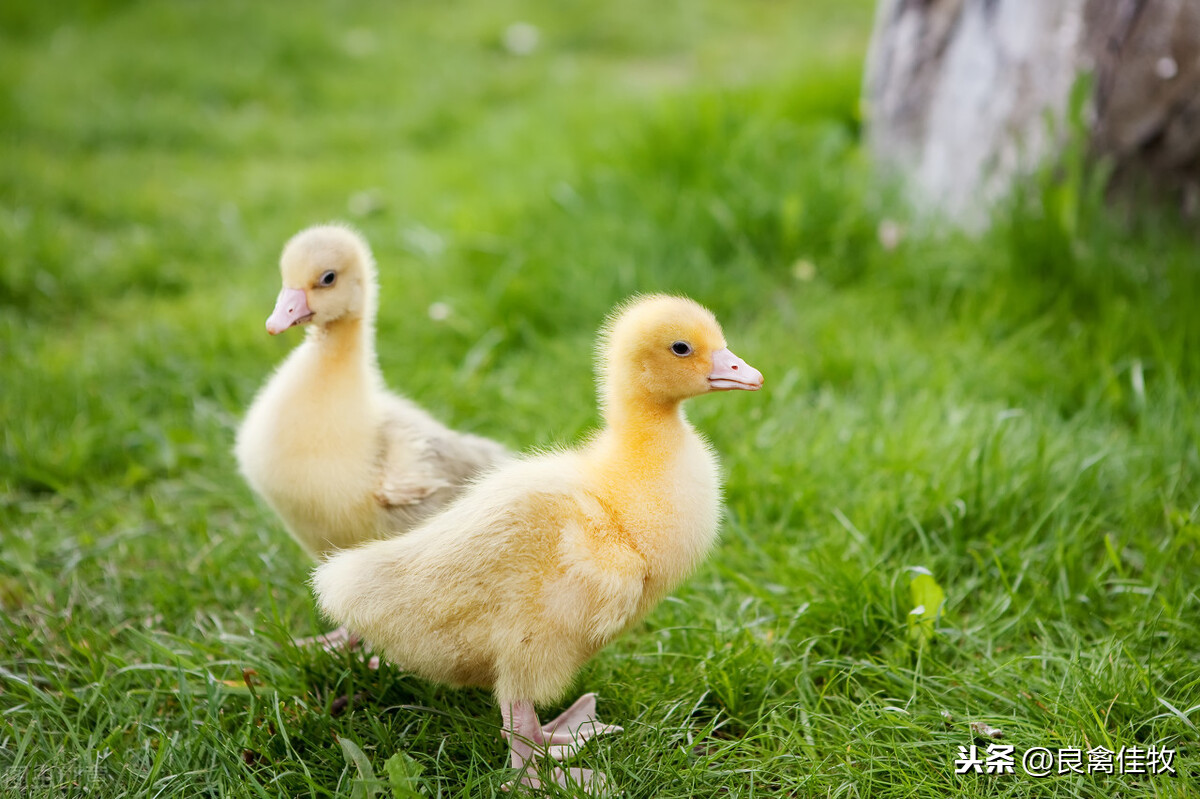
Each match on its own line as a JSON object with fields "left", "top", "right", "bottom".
{"left": 670, "top": 341, "right": 693, "bottom": 357}
{"left": 318, "top": 270, "right": 337, "bottom": 287}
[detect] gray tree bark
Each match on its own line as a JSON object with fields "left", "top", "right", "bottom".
{"left": 864, "top": 0, "right": 1200, "bottom": 226}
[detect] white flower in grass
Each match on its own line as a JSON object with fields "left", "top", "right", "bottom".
{"left": 791, "top": 258, "right": 817, "bottom": 282}
{"left": 503, "top": 22, "right": 540, "bottom": 56}
{"left": 877, "top": 218, "right": 904, "bottom": 250}
{"left": 348, "top": 190, "right": 385, "bottom": 217}
{"left": 343, "top": 29, "right": 377, "bottom": 58}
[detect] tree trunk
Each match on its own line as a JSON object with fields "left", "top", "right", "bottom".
{"left": 864, "top": 0, "right": 1200, "bottom": 226}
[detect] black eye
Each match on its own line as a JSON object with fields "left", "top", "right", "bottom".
{"left": 671, "top": 341, "right": 693, "bottom": 357}
{"left": 318, "top": 270, "right": 336, "bottom": 287}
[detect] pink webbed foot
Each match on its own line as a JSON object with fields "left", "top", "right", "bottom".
{"left": 526, "top": 693, "right": 624, "bottom": 761}
{"left": 293, "top": 626, "right": 380, "bottom": 669}
{"left": 295, "top": 624, "right": 360, "bottom": 651}
{"left": 501, "top": 697, "right": 621, "bottom": 794}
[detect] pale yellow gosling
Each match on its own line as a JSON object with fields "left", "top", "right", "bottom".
{"left": 236, "top": 224, "right": 509, "bottom": 646}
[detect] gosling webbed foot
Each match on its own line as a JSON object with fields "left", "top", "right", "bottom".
{"left": 501, "top": 696, "right": 620, "bottom": 795}
{"left": 295, "top": 624, "right": 361, "bottom": 651}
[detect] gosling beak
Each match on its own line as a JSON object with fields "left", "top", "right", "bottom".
{"left": 266, "top": 287, "right": 314, "bottom": 335}
{"left": 708, "top": 347, "right": 764, "bottom": 391}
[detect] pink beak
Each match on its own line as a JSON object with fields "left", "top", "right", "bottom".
{"left": 708, "top": 347, "right": 763, "bottom": 391}
{"left": 266, "top": 287, "right": 313, "bottom": 335}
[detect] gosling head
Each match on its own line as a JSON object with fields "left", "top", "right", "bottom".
{"left": 599, "top": 294, "right": 763, "bottom": 409}
{"left": 265, "top": 224, "right": 377, "bottom": 335}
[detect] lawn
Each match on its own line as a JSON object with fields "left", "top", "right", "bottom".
{"left": 2, "top": 1, "right": 1197, "bottom": 797}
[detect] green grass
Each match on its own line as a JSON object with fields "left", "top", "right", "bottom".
{"left": 2, "top": 1, "right": 1198, "bottom": 796}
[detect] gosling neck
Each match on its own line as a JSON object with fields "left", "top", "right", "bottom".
{"left": 307, "top": 314, "right": 375, "bottom": 374}
{"left": 596, "top": 388, "right": 690, "bottom": 475}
